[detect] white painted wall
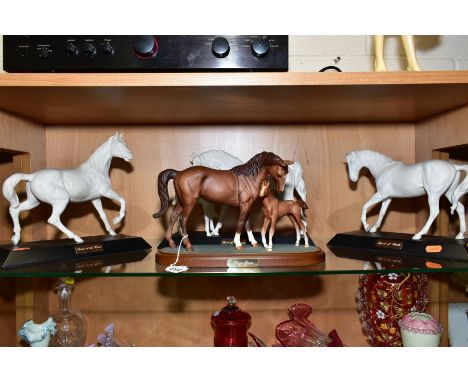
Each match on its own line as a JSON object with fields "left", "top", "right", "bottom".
{"left": 1, "top": 35, "right": 468, "bottom": 72}
{"left": 289, "top": 35, "right": 468, "bottom": 71}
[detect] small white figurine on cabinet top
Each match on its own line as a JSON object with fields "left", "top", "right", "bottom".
{"left": 374, "top": 35, "right": 421, "bottom": 72}
{"left": 346, "top": 150, "right": 468, "bottom": 240}
{"left": 2, "top": 132, "right": 133, "bottom": 244}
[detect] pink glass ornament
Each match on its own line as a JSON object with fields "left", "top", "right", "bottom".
{"left": 276, "top": 303, "right": 331, "bottom": 347}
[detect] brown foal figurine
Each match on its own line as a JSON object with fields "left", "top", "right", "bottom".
{"left": 259, "top": 179, "right": 309, "bottom": 251}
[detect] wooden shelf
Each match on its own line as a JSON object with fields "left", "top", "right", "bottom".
{"left": 1, "top": 71, "right": 468, "bottom": 125}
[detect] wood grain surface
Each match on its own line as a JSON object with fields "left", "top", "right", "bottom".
{"left": 0, "top": 111, "right": 46, "bottom": 346}
{"left": 1, "top": 72, "right": 468, "bottom": 125}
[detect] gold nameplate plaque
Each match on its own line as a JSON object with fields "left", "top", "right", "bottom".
{"left": 227, "top": 259, "right": 260, "bottom": 268}
{"left": 74, "top": 243, "right": 104, "bottom": 255}
{"left": 375, "top": 239, "right": 403, "bottom": 250}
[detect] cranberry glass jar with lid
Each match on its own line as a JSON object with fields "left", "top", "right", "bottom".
{"left": 211, "top": 296, "right": 251, "bottom": 347}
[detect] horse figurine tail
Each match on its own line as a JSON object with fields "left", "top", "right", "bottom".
{"left": 451, "top": 165, "right": 468, "bottom": 214}
{"left": 2, "top": 173, "right": 34, "bottom": 208}
{"left": 153, "top": 169, "right": 179, "bottom": 219}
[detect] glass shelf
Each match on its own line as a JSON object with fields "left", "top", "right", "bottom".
{"left": 2, "top": 237, "right": 468, "bottom": 277}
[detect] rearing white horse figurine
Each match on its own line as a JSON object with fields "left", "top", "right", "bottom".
{"left": 346, "top": 150, "right": 468, "bottom": 240}
{"left": 2, "top": 132, "right": 133, "bottom": 244}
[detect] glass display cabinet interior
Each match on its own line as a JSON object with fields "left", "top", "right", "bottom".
{"left": 0, "top": 71, "right": 468, "bottom": 346}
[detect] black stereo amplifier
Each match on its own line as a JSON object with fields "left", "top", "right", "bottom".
{"left": 3, "top": 35, "right": 288, "bottom": 72}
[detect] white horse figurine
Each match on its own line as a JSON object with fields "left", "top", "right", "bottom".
{"left": 2, "top": 132, "right": 133, "bottom": 244}
{"left": 346, "top": 150, "right": 468, "bottom": 240}
{"left": 191, "top": 150, "right": 309, "bottom": 237}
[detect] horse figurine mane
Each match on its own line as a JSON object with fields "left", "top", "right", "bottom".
{"left": 83, "top": 135, "right": 127, "bottom": 170}
{"left": 230, "top": 152, "right": 286, "bottom": 177}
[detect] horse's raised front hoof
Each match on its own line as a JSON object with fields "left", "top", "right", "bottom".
{"left": 235, "top": 245, "right": 244, "bottom": 251}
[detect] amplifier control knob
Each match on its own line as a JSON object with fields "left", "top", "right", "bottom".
{"left": 38, "top": 47, "right": 49, "bottom": 58}
{"left": 83, "top": 42, "right": 97, "bottom": 57}
{"left": 101, "top": 41, "right": 114, "bottom": 56}
{"left": 251, "top": 38, "right": 270, "bottom": 58}
{"left": 65, "top": 42, "right": 79, "bottom": 57}
{"left": 132, "top": 36, "right": 158, "bottom": 59}
{"left": 212, "top": 37, "right": 230, "bottom": 58}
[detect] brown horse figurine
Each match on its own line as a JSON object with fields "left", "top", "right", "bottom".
{"left": 153, "top": 152, "right": 293, "bottom": 250}
{"left": 259, "top": 179, "right": 309, "bottom": 251}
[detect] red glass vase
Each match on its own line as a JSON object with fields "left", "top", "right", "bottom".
{"left": 276, "top": 303, "right": 331, "bottom": 347}
{"left": 211, "top": 296, "right": 251, "bottom": 347}
{"left": 356, "top": 273, "right": 428, "bottom": 346}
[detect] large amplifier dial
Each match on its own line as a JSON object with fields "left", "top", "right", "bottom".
{"left": 132, "top": 36, "right": 158, "bottom": 59}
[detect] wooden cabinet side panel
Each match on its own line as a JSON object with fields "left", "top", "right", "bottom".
{"left": 0, "top": 111, "right": 47, "bottom": 346}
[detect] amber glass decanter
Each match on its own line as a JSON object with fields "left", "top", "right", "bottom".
{"left": 49, "top": 278, "right": 87, "bottom": 347}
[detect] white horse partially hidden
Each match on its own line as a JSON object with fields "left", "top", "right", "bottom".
{"left": 346, "top": 150, "right": 468, "bottom": 240}
{"left": 191, "top": 150, "right": 309, "bottom": 237}
{"left": 2, "top": 132, "right": 133, "bottom": 244}
{"left": 279, "top": 161, "right": 308, "bottom": 235}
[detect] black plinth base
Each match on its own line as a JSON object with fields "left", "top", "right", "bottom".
{"left": 0, "top": 235, "right": 151, "bottom": 271}
{"left": 328, "top": 231, "right": 468, "bottom": 269}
